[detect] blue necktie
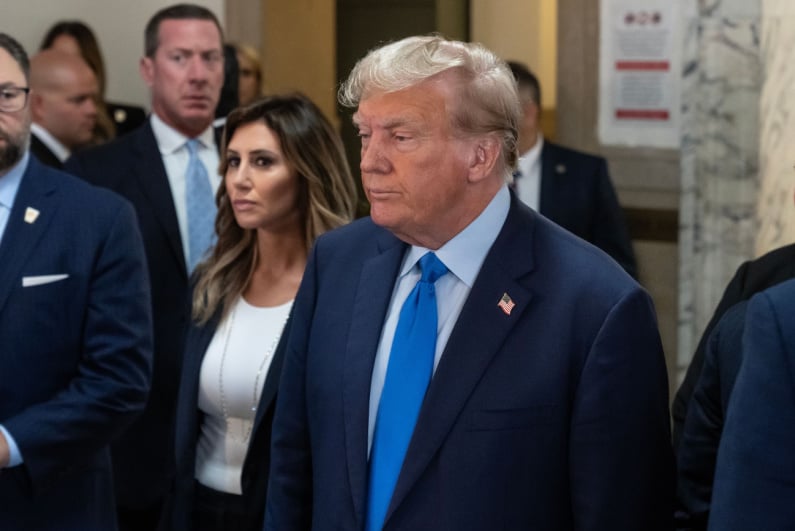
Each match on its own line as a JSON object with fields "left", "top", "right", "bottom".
{"left": 366, "top": 252, "right": 448, "bottom": 531}
{"left": 185, "top": 139, "right": 216, "bottom": 272}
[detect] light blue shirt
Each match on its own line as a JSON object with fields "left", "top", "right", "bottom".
{"left": 0, "top": 150, "right": 29, "bottom": 467}
{"left": 0, "top": 150, "right": 28, "bottom": 243}
{"left": 367, "top": 185, "right": 511, "bottom": 453}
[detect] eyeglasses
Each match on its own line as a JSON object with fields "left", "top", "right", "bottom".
{"left": 0, "top": 86, "right": 30, "bottom": 112}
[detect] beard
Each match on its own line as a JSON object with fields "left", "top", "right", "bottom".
{"left": 0, "top": 123, "right": 28, "bottom": 173}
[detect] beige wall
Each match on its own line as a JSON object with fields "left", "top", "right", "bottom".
{"left": 260, "top": 0, "right": 337, "bottom": 125}
{"left": 470, "top": 0, "right": 557, "bottom": 109}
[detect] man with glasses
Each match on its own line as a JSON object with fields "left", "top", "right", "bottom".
{"left": 0, "top": 32, "right": 153, "bottom": 529}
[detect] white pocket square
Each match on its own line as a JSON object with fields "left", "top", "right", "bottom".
{"left": 22, "top": 274, "right": 69, "bottom": 287}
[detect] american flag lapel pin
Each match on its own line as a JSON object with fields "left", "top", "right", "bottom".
{"left": 24, "top": 207, "right": 40, "bottom": 224}
{"left": 497, "top": 292, "right": 515, "bottom": 315}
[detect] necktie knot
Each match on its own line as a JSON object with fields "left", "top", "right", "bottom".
{"left": 186, "top": 138, "right": 200, "bottom": 156}
{"left": 418, "top": 252, "right": 447, "bottom": 284}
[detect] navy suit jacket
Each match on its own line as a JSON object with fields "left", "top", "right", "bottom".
{"left": 0, "top": 157, "right": 152, "bottom": 529}
{"left": 672, "top": 242, "right": 795, "bottom": 449}
{"left": 709, "top": 278, "right": 795, "bottom": 530}
{"left": 169, "top": 305, "right": 291, "bottom": 531}
{"left": 675, "top": 301, "right": 747, "bottom": 531}
{"left": 29, "top": 134, "right": 63, "bottom": 169}
{"left": 539, "top": 141, "right": 636, "bottom": 278}
{"left": 266, "top": 194, "right": 673, "bottom": 530}
{"left": 65, "top": 122, "right": 190, "bottom": 508}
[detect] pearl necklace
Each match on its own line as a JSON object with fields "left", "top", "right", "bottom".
{"left": 217, "top": 301, "right": 290, "bottom": 443}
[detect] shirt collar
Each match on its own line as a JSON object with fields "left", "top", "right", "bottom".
{"left": 0, "top": 150, "right": 30, "bottom": 210}
{"left": 400, "top": 185, "right": 511, "bottom": 288}
{"left": 150, "top": 112, "right": 215, "bottom": 154}
{"left": 518, "top": 133, "right": 544, "bottom": 169}
{"left": 31, "top": 123, "right": 70, "bottom": 162}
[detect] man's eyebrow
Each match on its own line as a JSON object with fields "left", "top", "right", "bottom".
{"left": 352, "top": 115, "right": 416, "bottom": 130}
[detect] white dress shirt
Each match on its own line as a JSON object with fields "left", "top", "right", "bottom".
{"left": 514, "top": 134, "right": 544, "bottom": 211}
{"left": 31, "top": 123, "right": 70, "bottom": 163}
{"left": 149, "top": 113, "right": 221, "bottom": 267}
{"left": 367, "top": 185, "right": 511, "bottom": 453}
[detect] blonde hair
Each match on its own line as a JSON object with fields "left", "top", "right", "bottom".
{"left": 192, "top": 93, "right": 357, "bottom": 324}
{"left": 339, "top": 34, "right": 520, "bottom": 173}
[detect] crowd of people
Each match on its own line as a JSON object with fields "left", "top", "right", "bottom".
{"left": 0, "top": 2, "right": 792, "bottom": 531}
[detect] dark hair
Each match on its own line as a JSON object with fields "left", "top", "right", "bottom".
{"left": 215, "top": 43, "right": 239, "bottom": 119}
{"left": 0, "top": 33, "right": 30, "bottom": 81}
{"left": 40, "top": 21, "right": 106, "bottom": 95}
{"left": 144, "top": 3, "right": 223, "bottom": 57}
{"left": 507, "top": 60, "right": 541, "bottom": 108}
{"left": 192, "top": 93, "right": 357, "bottom": 323}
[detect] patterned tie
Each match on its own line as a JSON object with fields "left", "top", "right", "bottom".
{"left": 366, "top": 252, "right": 448, "bottom": 531}
{"left": 184, "top": 139, "right": 216, "bottom": 272}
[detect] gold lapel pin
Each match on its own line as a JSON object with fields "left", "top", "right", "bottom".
{"left": 24, "top": 207, "right": 40, "bottom": 224}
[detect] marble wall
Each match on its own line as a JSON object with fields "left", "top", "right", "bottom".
{"left": 757, "top": 1, "right": 795, "bottom": 255}
{"left": 677, "top": 0, "right": 761, "bottom": 382}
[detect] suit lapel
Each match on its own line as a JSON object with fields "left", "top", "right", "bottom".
{"left": 0, "top": 158, "right": 60, "bottom": 316}
{"left": 344, "top": 231, "right": 407, "bottom": 527}
{"left": 538, "top": 141, "right": 558, "bottom": 217}
{"left": 386, "top": 199, "right": 537, "bottom": 523}
{"left": 132, "top": 124, "right": 188, "bottom": 276}
{"left": 252, "top": 312, "right": 293, "bottom": 431}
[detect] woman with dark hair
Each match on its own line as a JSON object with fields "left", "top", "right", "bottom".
{"left": 40, "top": 20, "right": 146, "bottom": 140}
{"left": 168, "top": 93, "right": 357, "bottom": 531}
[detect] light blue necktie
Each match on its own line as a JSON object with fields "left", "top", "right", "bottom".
{"left": 366, "top": 252, "right": 448, "bottom": 531}
{"left": 185, "top": 139, "right": 216, "bottom": 272}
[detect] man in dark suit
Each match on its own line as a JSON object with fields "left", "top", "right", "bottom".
{"left": 0, "top": 33, "right": 152, "bottom": 529}
{"left": 65, "top": 4, "right": 224, "bottom": 529}
{"left": 675, "top": 301, "right": 747, "bottom": 530}
{"left": 266, "top": 35, "right": 673, "bottom": 531}
{"left": 671, "top": 242, "right": 795, "bottom": 448}
{"left": 507, "top": 61, "right": 637, "bottom": 278}
{"left": 28, "top": 49, "right": 99, "bottom": 168}
{"left": 708, "top": 278, "right": 795, "bottom": 529}
{"left": 106, "top": 101, "right": 147, "bottom": 137}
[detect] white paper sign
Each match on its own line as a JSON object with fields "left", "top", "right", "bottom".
{"left": 598, "top": 0, "right": 683, "bottom": 148}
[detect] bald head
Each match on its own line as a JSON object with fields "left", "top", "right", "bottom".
{"left": 30, "top": 49, "right": 98, "bottom": 149}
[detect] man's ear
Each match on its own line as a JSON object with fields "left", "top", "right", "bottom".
{"left": 139, "top": 56, "right": 154, "bottom": 88}
{"left": 467, "top": 135, "right": 501, "bottom": 184}
{"left": 29, "top": 91, "right": 45, "bottom": 122}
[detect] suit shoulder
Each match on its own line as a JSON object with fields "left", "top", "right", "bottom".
{"left": 46, "top": 165, "right": 136, "bottom": 217}
{"left": 736, "top": 243, "right": 795, "bottom": 293}
{"left": 314, "top": 217, "right": 391, "bottom": 253}
{"left": 759, "top": 277, "right": 795, "bottom": 315}
{"left": 67, "top": 125, "right": 149, "bottom": 169}
{"left": 544, "top": 141, "right": 606, "bottom": 166}
{"left": 531, "top": 211, "right": 637, "bottom": 299}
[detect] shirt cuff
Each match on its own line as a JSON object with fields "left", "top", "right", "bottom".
{"left": 0, "top": 424, "right": 23, "bottom": 467}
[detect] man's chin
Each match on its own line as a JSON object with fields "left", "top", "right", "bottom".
{"left": 0, "top": 146, "right": 23, "bottom": 173}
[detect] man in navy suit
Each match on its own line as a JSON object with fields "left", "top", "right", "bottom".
{"left": 507, "top": 61, "right": 637, "bottom": 278}
{"left": 0, "top": 33, "right": 152, "bottom": 529}
{"left": 672, "top": 242, "right": 795, "bottom": 449}
{"left": 65, "top": 4, "right": 224, "bottom": 529}
{"left": 708, "top": 278, "right": 795, "bottom": 529}
{"left": 675, "top": 301, "right": 747, "bottom": 530}
{"left": 266, "top": 35, "right": 673, "bottom": 531}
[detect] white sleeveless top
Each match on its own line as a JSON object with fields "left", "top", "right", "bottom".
{"left": 194, "top": 296, "right": 292, "bottom": 494}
